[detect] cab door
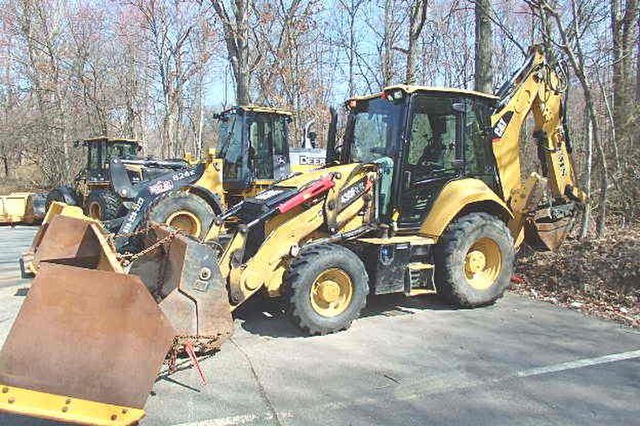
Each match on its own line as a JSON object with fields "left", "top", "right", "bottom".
{"left": 396, "top": 94, "right": 464, "bottom": 229}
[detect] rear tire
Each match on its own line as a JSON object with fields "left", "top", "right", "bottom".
{"left": 146, "top": 191, "right": 215, "bottom": 240}
{"left": 435, "top": 212, "right": 515, "bottom": 307}
{"left": 84, "top": 189, "right": 125, "bottom": 221}
{"left": 45, "top": 186, "right": 79, "bottom": 211}
{"left": 285, "top": 244, "right": 369, "bottom": 335}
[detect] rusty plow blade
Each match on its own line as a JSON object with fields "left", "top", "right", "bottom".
{"left": 1, "top": 217, "right": 234, "bottom": 425}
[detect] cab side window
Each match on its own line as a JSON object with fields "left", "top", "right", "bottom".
{"left": 464, "top": 99, "right": 495, "bottom": 181}
{"left": 405, "top": 96, "right": 459, "bottom": 178}
{"left": 249, "top": 118, "right": 275, "bottom": 179}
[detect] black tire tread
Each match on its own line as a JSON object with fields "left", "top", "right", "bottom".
{"left": 85, "top": 189, "right": 125, "bottom": 221}
{"left": 145, "top": 190, "right": 215, "bottom": 240}
{"left": 45, "top": 185, "right": 78, "bottom": 210}
{"left": 284, "top": 243, "right": 369, "bottom": 335}
{"left": 435, "top": 212, "right": 515, "bottom": 307}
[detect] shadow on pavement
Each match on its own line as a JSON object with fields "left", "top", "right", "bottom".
{"left": 0, "top": 413, "right": 65, "bottom": 426}
{"left": 238, "top": 292, "right": 459, "bottom": 338}
{"left": 14, "top": 287, "right": 28, "bottom": 297}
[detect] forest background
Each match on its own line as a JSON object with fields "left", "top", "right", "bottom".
{"left": 0, "top": 0, "right": 638, "bottom": 239}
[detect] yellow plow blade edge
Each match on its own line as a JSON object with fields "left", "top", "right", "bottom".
{"left": 0, "top": 385, "right": 145, "bottom": 425}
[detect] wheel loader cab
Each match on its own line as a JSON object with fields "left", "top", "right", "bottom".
{"left": 217, "top": 106, "right": 291, "bottom": 203}
{"left": 83, "top": 137, "right": 141, "bottom": 184}
{"left": 344, "top": 86, "right": 500, "bottom": 231}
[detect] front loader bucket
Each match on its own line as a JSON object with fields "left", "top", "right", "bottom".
{"left": 130, "top": 226, "right": 234, "bottom": 350}
{"left": 2, "top": 216, "right": 234, "bottom": 424}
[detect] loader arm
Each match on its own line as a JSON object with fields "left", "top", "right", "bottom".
{"left": 219, "top": 163, "right": 377, "bottom": 306}
{"left": 490, "top": 45, "right": 585, "bottom": 249}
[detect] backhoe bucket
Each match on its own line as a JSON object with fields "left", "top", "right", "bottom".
{"left": 525, "top": 213, "right": 574, "bottom": 251}
{"left": 2, "top": 216, "right": 233, "bottom": 424}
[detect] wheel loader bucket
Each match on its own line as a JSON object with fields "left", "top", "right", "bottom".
{"left": 2, "top": 216, "right": 234, "bottom": 424}
{"left": 130, "top": 225, "right": 235, "bottom": 347}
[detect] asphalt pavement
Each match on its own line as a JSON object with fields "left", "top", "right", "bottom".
{"left": 0, "top": 225, "right": 638, "bottom": 426}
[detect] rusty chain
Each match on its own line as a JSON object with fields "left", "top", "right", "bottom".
{"left": 107, "top": 224, "right": 226, "bottom": 375}
{"left": 107, "top": 224, "right": 224, "bottom": 373}
{"left": 166, "top": 333, "right": 226, "bottom": 373}
{"left": 108, "top": 224, "right": 183, "bottom": 267}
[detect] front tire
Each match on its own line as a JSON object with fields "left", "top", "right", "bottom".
{"left": 45, "top": 186, "right": 79, "bottom": 211}
{"left": 85, "top": 189, "right": 125, "bottom": 221}
{"left": 146, "top": 191, "right": 215, "bottom": 240}
{"left": 435, "top": 212, "right": 515, "bottom": 307}
{"left": 285, "top": 244, "right": 369, "bottom": 335}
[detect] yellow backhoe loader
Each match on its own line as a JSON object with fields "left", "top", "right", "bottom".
{"left": 0, "top": 46, "right": 585, "bottom": 425}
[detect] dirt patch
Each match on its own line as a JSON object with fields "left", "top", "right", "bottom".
{"left": 512, "top": 224, "right": 640, "bottom": 328}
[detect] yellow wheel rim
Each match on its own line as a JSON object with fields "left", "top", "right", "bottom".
{"left": 310, "top": 268, "right": 353, "bottom": 317}
{"left": 165, "top": 211, "right": 201, "bottom": 237}
{"left": 464, "top": 237, "right": 502, "bottom": 290}
{"left": 88, "top": 202, "right": 102, "bottom": 220}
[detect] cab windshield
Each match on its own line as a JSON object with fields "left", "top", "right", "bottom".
{"left": 346, "top": 97, "right": 404, "bottom": 163}
{"left": 106, "top": 142, "right": 138, "bottom": 160}
{"left": 217, "top": 111, "right": 244, "bottom": 180}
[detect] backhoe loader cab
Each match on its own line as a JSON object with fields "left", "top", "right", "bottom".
{"left": 216, "top": 106, "right": 292, "bottom": 205}
{"left": 341, "top": 86, "right": 501, "bottom": 228}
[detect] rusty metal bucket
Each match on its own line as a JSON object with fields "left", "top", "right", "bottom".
{"left": 130, "top": 225, "right": 234, "bottom": 349}
{"left": 524, "top": 211, "right": 574, "bottom": 251}
{"left": 20, "top": 202, "right": 98, "bottom": 277}
{"left": 1, "top": 215, "right": 233, "bottom": 424}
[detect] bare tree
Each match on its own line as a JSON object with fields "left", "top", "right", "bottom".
{"left": 212, "top": 0, "right": 260, "bottom": 104}
{"left": 474, "top": 0, "right": 492, "bottom": 93}
{"left": 337, "top": 0, "right": 367, "bottom": 96}
{"left": 611, "top": 0, "right": 638, "bottom": 147}
{"left": 404, "top": 0, "right": 429, "bottom": 84}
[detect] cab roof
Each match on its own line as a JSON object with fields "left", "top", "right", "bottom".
{"left": 347, "top": 84, "right": 499, "bottom": 104}
{"left": 82, "top": 136, "right": 142, "bottom": 144}
{"left": 232, "top": 105, "right": 292, "bottom": 116}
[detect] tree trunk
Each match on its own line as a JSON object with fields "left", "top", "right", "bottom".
{"left": 382, "top": 0, "right": 394, "bottom": 87}
{"left": 348, "top": 0, "right": 357, "bottom": 96}
{"left": 406, "top": 1, "right": 428, "bottom": 85}
{"left": 579, "top": 116, "right": 593, "bottom": 239}
{"left": 474, "top": 0, "right": 493, "bottom": 93}
{"left": 213, "top": 0, "right": 252, "bottom": 105}
{"left": 2, "top": 156, "right": 9, "bottom": 178}
{"left": 610, "top": 0, "right": 638, "bottom": 148}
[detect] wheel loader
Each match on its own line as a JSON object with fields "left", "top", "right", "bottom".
{"left": 46, "top": 107, "right": 324, "bottom": 224}
{"left": 0, "top": 46, "right": 585, "bottom": 425}
{"left": 19, "top": 106, "right": 325, "bottom": 271}
{"left": 45, "top": 137, "right": 152, "bottom": 221}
